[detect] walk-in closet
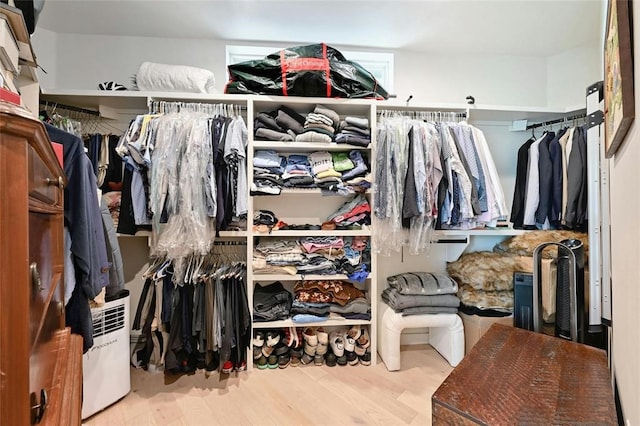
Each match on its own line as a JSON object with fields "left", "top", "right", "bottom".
{"left": 0, "top": 0, "right": 636, "bottom": 425}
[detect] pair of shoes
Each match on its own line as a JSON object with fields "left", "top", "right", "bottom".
{"left": 267, "top": 355, "right": 279, "bottom": 369}
{"left": 301, "top": 327, "right": 317, "bottom": 365}
{"left": 262, "top": 329, "right": 283, "bottom": 357}
{"left": 359, "top": 350, "right": 371, "bottom": 366}
{"left": 328, "top": 330, "right": 348, "bottom": 365}
{"left": 343, "top": 332, "right": 358, "bottom": 366}
{"left": 283, "top": 326, "right": 300, "bottom": 348}
{"left": 354, "top": 327, "right": 371, "bottom": 356}
{"left": 325, "top": 347, "right": 337, "bottom": 367}
{"left": 314, "top": 328, "right": 328, "bottom": 366}
{"left": 347, "top": 352, "right": 359, "bottom": 366}
{"left": 221, "top": 360, "right": 234, "bottom": 374}
{"left": 329, "top": 330, "right": 345, "bottom": 357}
{"left": 274, "top": 343, "right": 290, "bottom": 369}
{"left": 290, "top": 346, "right": 303, "bottom": 367}
{"left": 256, "top": 356, "right": 268, "bottom": 369}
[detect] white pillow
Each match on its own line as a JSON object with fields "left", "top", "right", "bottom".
{"left": 136, "top": 61, "right": 216, "bottom": 94}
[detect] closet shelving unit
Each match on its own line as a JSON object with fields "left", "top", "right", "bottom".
{"left": 40, "top": 89, "right": 584, "bottom": 368}
{"left": 248, "top": 96, "right": 379, "bottom": 366}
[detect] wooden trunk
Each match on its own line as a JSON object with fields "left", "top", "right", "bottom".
{"left": 432, "top": 323, "right": 617, "bottom": 425}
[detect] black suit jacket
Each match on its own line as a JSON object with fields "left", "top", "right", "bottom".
{"left": 510, "top": 138, "right": 534, "bottom": 228}
{"left": 535, "top": 132, "right": 556, "bottom": 224}
{"left": 565, "top": 126, "right": 588, "bottom": 229}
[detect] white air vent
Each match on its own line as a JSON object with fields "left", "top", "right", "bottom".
{"left": 83, "top": 295, "right": 131, "bottom": 419}
{"left": 91, "top": 303, "right": 125, "bottom": 337}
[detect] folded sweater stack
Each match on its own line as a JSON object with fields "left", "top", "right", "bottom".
{"left": 296, "top": 105, "right": 340, "bottom": 143}
{"left": 335, "top": 116, "right": 371, "bottom": 147}
{"left": 254, "top": 105, "right": 306, "bottom": 141}
{"left": 382, "top": 272, "right": 461, "bottom": 316}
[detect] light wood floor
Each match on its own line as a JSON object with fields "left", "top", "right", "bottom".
{"left": 83, "top": 345, "right": 452, "bottom": 426}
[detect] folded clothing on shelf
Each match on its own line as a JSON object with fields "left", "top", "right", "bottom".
{"left": 254, "top": 106, "right": 307, "bottom": 141}
{"left": 294, "top": 280, "right": 365, "bottom": 306}
{"left": 295, "top": 128, "right": 333, "bottom": 143}
{"left": 254, "top": 150, "right": 283, "bottom": 169}
{"left": 335, "top": 116, "right": 371, "bottom": 147}
{"left": 255, "top": 127, "right": 294, "bottom": 141}
{"left": 327, "top": 193, "right": 371, "bottom": 224}
{"left": 253, "top": 281, "right": 293, "bottom": 322}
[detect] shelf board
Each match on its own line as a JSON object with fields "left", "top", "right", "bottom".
{"left": 40, "top": 89, "right": 250, "bottom": 112}
{"left": 218, "top": 230, "right": 248, "bottom": 238}
{"left": 116, "top": 230, "right": 246, "bottom": 238}
{"left": 434, "top": 229, "right": 526, "bottom": 237}
{"left": 253, "top": 273, "right": 372, "bottom": 281}
{"left": 253, "top": 318, "right": 371, "bottom": 329}
{"left": 253, "top": 188, "right": 370, "bottom": 197}
{"left": 374, "top": 100, "right": 586, "bottom": 122}
{"left": 254, "top": 229, "right": 371, "bottom": 237}
{"left": 252, "top": 141, "right": 370, "bottom": 151}
{"left": 41, "top": 89, "right": 150, "bottom": 111}
{"left": 116, "top": 230, "right": 152, "bottom": 238}
{"left": 40, "top": 90, "right": 584, "bottom": 124}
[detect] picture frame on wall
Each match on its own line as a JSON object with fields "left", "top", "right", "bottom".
{"left": 604, "top": 0, "right": 635, "bottom": 158}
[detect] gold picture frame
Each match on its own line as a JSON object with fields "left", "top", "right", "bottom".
{"left": 604, "top": 0, "right": 635, "bottom": 158}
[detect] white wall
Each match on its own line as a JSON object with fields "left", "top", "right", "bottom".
{"left": 546, "top": 44, "right": 602, "bottom": 109}
{"left": 38, "top": 33, "right": 551, "bottom": 107}
{"left": 30, "top": 27, "right": 57, "bottom": 89}
{"left": 395, "top": 50, "right": 548, "bottom": 107}
{"left": 53, "top": 33, "right": 228, "bottom": 93}
{"left": 609, "top": 3, "right": 640, "bottom": 423}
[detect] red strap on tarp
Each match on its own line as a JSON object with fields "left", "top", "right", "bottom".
{"left": 280, "top": 43, "right": 331, "bottom": 97}
{"left": 280, "top": 50, "right": 288, "bottom": 96}
{"left": 323, "top": 43, "right": 330, "bottom": 97}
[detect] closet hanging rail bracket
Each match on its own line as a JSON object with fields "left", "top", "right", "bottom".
{"left": 588, "top": 111, "right": 604, "bottom": 129}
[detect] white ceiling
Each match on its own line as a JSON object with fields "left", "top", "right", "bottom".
{"left": 36, "top": 0, "right": 604, "bottom": 56}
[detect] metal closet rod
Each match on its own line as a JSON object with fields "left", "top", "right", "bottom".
{"left": 39, "top": 100, "right": 100, "bottom": 116}
{"left": 376, "top": 109, "right": 467, "bottom": 118}
{"left": 526, "top": 112, "right": 586, "bottom": 130}
{"left": 212, "top": 240, "right": 247, "bottom": 246}
{"left": 148, "top": 100, "right": 247, "bottom": 114}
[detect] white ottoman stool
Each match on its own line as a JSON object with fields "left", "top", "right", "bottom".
{"left": 379, "top": 305, "right": 465, "bottom": 371}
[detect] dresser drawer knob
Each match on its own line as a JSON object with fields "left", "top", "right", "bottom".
{"left": 45, "top": 176, "right": 64, "bottom": 189}
{"left": 30, "top": 388, "right": 48, "bottom": 424}
{"left": 30, "top": 263, "right": 43, "bottom": 292}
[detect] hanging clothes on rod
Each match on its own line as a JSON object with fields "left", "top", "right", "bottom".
{"left": 511, "top": 114, "right": 588, "bottom": 231}
{"left": 117, "top": 101, "right": 249, "bottom": 282}
{"left": 374, "top": 110, "right": 507, "bottom": 255}
{"left": 41, "top": 101, "right": 125, "bottom": 188}
{"left": 132, "top": 242, "right": 250, "bottom": 375}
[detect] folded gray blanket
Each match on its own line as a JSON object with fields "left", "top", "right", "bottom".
{"left": 382, "top": 287, "right": 460, "bottom": 310}
{"left": 400, "top": 306, "right": 459, "bottom": 316}
{"left": 386, "top": 272, "right": 458, "bottom": 296}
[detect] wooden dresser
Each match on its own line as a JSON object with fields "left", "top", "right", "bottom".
{"left": 432, "top": 323, "right": 617, "bottom": 425}
{"left": 0, "top": 101, "right": 82, "bottom": 425}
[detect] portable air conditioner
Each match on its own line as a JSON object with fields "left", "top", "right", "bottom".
{"left": 81, "top": 291, "right": 131, "bottom": 419}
